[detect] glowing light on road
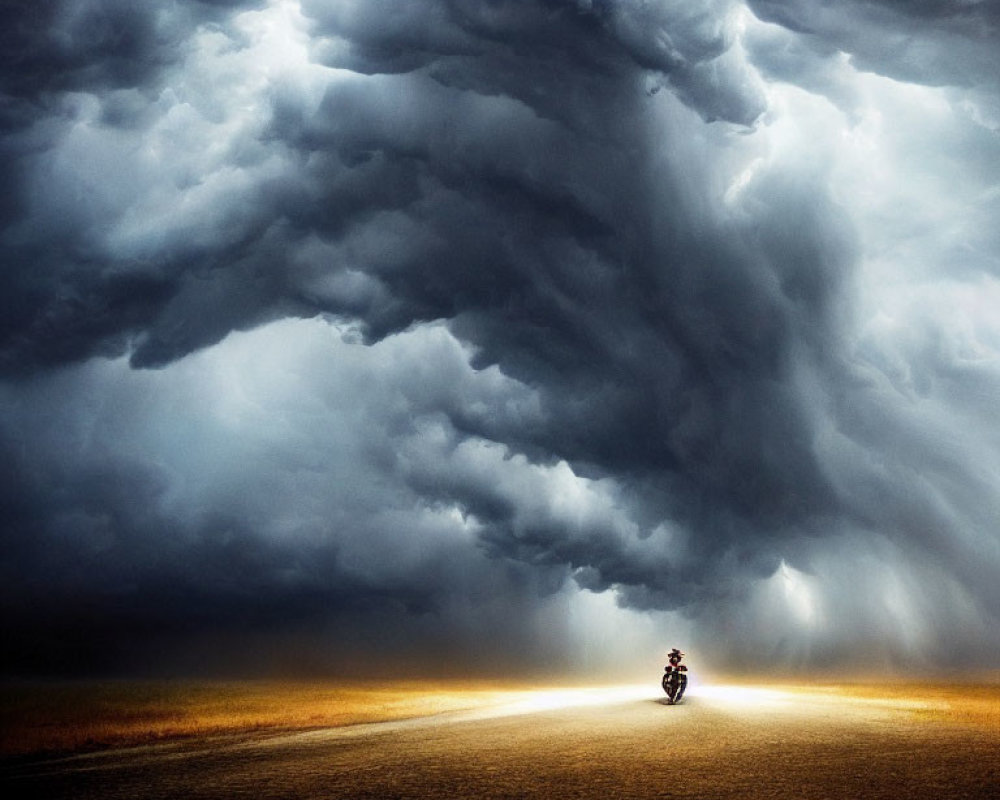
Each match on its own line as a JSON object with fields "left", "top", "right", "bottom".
{"left": 500, "top": 685, "right": 651, "bottom": 714}
{"left": 691, "top": 684, "right": 796, "bottom": 709}
{"left": 690, "top": 682, "right": 938, "bottom": 716}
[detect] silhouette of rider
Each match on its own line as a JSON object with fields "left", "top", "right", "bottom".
{"left": 663, "top": 648, "right": 688, "bottom": 704}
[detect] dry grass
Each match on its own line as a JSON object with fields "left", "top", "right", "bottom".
{"left": 0, "top": 679, "right": 534, "bottom": 757}
{"left": 4, "top": 676, "right": 996, "bottom": 759}
{"left": 820, "top": 679, "right": 1000, "bottom": 727}
{"left": 6, "top": 678, "right": 998, "bottom": 800}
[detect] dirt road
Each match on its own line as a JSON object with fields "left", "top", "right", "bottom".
{"left": 3, "top": 683, "right": 997, "bottom": 799}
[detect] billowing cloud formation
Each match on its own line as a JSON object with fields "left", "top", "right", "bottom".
{"left": 1, "top": 0, "right": 999, "bottom": 677}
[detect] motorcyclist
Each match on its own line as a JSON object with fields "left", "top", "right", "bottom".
{"left": 662, "top": 648, "right": 688, "bottom": 704}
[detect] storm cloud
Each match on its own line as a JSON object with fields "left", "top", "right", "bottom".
{"left": 1, "top": 0, "right": 999, "bottom": 677}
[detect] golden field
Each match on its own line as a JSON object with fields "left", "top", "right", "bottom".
{"left": 0, "top": 679, "right": 533, "bottom": 756}
{"left": 2, "top": 675, "right": 997, "bottom": 760}
{"left": 3, "top": 677, "right": 998, "bottom": 799}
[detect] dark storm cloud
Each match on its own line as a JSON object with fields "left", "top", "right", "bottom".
{"left": 0, "top": 327, "right": 578, "bottom": 675}
{"left": 747, "top": 0, "right": 1000, "bottom": 90}
{"left": 0, "top": 0, "right": 764, "bottom": 372}
{"left": 0, "top": 0, "right": 264, "bottom": 104}
{"left": 2, "top": 0, "right": 999, "bottom": 675}
{"left": 0, "top": 0, "right": 269, "bottom": 374}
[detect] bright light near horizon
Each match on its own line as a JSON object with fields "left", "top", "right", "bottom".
{"left": 464, "top": 683, "right": 815, "bottom": 718}
{"left": 459, "top": 682, "right": 849, "bottom": 719}
{"left": 498, "top": 685, "right": 652, "bottom": 715}
{"left": 488, "top": 681, "right": 907, "bottom": 717}
{"left": 455, "top": 682, "right": 802, "bottom": 719}
{"left": 692, "top": 684, "right": 796, "bottom": 709}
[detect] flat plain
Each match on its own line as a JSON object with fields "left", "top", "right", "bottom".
{"left": 2, "top": 679, "right": 997, "bottom": 799}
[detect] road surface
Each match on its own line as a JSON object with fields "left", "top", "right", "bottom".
{"left": 3, "top": 684, "right": 997, "bottom": 799}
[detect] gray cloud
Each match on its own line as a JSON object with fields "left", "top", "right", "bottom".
{"left": 1, "top": 0, "right": 999, "bottom": 677}
{"left": 747, "top": 0, "right": 1000, "bottom": 89}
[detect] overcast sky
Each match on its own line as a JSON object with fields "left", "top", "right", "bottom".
{"left": 2, "top": 0, "right": 999, "bottom": 679}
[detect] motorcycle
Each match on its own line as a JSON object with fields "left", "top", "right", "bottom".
{"left": 661, "top": 648, "right": 688, "bottom": 705}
